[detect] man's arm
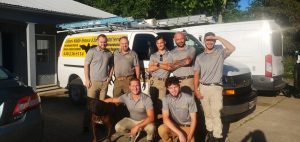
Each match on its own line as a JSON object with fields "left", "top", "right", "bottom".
{"left": 148, "top": 62, "right": 172, "bottom": 72}
{"left": 135, "top": 65, "right": 140, "bottom": 79}
{"left": 104, "top": 97, "right": 120, "bottom": 103}
{"left": 84, "top": 63, "right": 91, "bottom": 88}
{"left": 170, "top": 57, "right": 192, "bottom": 71}
{"left": 107, "top": 66, "right": 114, "bottom": 83}
{"left": 193, "top": 70, "right": 203, "bottom": 100}
{"left": 187, "top": 112, "right": 197, "bottom": 142}
{"left": 131, "top": 109, "right": 154, "bottom": 136}
{"left": 162, "top": 110, "right": 186, "bottom": 142}
{"left": 216, "top": 36, "right": 236, "bottom": 54}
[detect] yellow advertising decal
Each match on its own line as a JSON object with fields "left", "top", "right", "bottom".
{"left": 62, "top": 34, "right": 127, "bottom": 57}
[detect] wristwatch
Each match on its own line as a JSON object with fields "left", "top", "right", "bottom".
{"left": 157, "top": 63, "right": 160, "bottom": 67}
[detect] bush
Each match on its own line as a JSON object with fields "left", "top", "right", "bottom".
{"left": 283, "top": 55, "right": 296, "bottom": 79}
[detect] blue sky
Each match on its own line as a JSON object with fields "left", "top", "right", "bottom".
{"left": 238, "top": 0, "right": 251, "bottom": 10}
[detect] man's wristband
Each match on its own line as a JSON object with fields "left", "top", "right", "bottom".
{"left": 157, "top": 63, "right": 160, "bottom": 67}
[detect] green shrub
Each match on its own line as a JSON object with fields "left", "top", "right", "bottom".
{"left": 283, "top": 55, "right": 296, "bottom": 79}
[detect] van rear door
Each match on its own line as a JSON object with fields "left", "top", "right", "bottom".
{"left": 271, "top": 31, "right": 284, "bottom": 77}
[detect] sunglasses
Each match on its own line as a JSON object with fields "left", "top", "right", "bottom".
{"left": 160, "top": 55, "right": 163, "bottom": 61}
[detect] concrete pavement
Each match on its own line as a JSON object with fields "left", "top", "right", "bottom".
{"left": 226, "top": 95, "right": 300, "bottom": 142}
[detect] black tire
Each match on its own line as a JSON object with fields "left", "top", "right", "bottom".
{"left": 68, "top": 79, "right": 86, "bottom": 105}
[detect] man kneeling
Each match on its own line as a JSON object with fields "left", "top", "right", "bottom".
{"left": 158, "top": 77, "right": 197, "bottom": 142}
{"left": 105, "top": 78, "right": 155, "bottom": 142}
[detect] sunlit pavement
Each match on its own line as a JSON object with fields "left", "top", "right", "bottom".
{"left": 226, "top": 95, "right": 300, "bottom": 142}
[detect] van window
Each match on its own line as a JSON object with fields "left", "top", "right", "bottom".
{"left": 272, "top": 31, "right": 283, "bottom": 56}
{"left": 186, "top": 34, "right": 205, "bottom": 55}
{"left": 156, "top": 33, "right": 175, "bottom": 51}
{"left": 132, "top": 34, "right": 156, "bottom": 60}
{"left": 157, "top": 32, "right": 204, "bottom": 55}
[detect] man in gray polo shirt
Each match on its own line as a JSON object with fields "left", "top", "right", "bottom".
{"left": 105, "top": 78, "right": 155, "bottom": 142}
{"left": 158, "top": 77, "right": 197, "bottom": 142}
{"left": 148, "top": 35, "right": 172, "bottom": 100}
{"left": 194, "top": 32, "right": 235, "bottom": 142}
{"left": 113, "top": 36, "right": 140, "bottom": 97}
{"left": 83, "top": 34, "right": 113, "bottom": 132}
{"left": 170, "top": 32, "right": 196, "bottom": 94}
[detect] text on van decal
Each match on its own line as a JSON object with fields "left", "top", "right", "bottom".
{"left": 62, "top": 34, "right": 127, "bottom": 57}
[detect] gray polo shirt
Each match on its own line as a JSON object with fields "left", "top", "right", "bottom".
{"left": 170, "top": 45, "right": 196, "bottom": 77}
{"left": 85, "top": 47, "right": 113, "bottom": 81}
{"left": 114, "top": 49, "right": 139, "bottom": 77}
{"left": 162, "top": 92, "right": 197, "bottom": 125}
{"left": 149, "top": 51, "right": 172, "bottom": 78}
{"left": 194, "top": 45, "right": 230, "bottom": 84}
{"left": 119, "top": 93, "right": 153, "bottom": 121}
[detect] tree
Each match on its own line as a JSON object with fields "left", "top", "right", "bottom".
{"left": 246, "top": 0, "right": 300, "bottom": 55}
{"left": 75, "top": 0, "right": 235, "bottom": 19}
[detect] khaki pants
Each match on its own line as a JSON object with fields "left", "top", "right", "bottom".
{"left": 115, "top": 117, "right": 155, "bottom": 141}
{"left": 87, "top": 81, "right": 109, "bottom": 100}
{"left": 179, "top": 78, "right": 194, "bottom": 94}
{"left": 158, "top": 124, "right": 195, "bottom": 142}
{"left": 149, "top": 78, "right": 167, "bottom": 100}
{"left": 113, "top": 76, "right": 132, "bottom": 97}
{"left": 199, "top": 84, "right": 223, "bottom": 138}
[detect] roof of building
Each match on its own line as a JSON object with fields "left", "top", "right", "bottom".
{"left": 0, "top": 0, "right": 115, "bottom": 18}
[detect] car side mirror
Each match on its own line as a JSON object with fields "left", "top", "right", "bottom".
{"left": 198, "top": 35, "right": 202, "bottom": 42}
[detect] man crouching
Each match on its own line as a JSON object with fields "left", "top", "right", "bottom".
{"left": 105, "top": 78, "right": 155, "bottom": 142}
{"left": 158, "top": 77, "right": 197, "bottom": 142}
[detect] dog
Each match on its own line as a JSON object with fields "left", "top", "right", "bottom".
{"left": 87, "top": 98, "right": 117, "bottom": 142}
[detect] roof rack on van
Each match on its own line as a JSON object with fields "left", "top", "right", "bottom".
{"left": 56, "top": 15, "right": 215, "bottom": 33}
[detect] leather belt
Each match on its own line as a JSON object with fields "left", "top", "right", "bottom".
{"left": 177, "top": 75, "right": 194, "bottom": 80}
{"left": 200, "top": 82, "right": 222, "bottom": 86}
{"left": 116, "top": 75, "right": 133, "bottom": 81}
{"left": 152, "top": 77, "right": 167, "bottom": 81}
{"left": 179, "top": 124, "right": 191, "bottom": 127}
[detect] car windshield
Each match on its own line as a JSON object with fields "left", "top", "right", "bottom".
{"left": 0, "top": 67, "right": 10, "bottom": 80}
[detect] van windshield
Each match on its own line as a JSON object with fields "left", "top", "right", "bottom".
{"left": 157, "top": 32, "right": 204, "bottom": 55}
{"left": 272, "top": 31, "right": 283, "bottom": 56}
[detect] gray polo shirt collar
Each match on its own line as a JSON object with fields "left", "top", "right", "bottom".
{"left": 155, "top": 50, "right": 168, "bottom": 56}
{"left": 169, "top": 92, "right": 182, "bottom": 101}
{"left": 174, "top": 46, "right": 188, "bottom": 51}
{"left": 118, "top": 48, "right": 132, "bottom": 55}
{"left": 204, "top": 46, "right": 217, "bottom": 54}
{"left": 96, "top": 46, "right": 109, "bottom": 52}
{"left": 129, "top": 93, "right": 142, "bottom": 102}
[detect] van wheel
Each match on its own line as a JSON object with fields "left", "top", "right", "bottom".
{"left": 68, "top": 81, "right": 86, "bottom": 105}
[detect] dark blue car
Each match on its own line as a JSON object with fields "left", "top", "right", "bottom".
{"left": 0, "top": 66, "right": 43, "bottom": 142}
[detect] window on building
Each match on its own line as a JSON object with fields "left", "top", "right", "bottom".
{"left": 36, "top": 40, "right": 50, "bottom": 63}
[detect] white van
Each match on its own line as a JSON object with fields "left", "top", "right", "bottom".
{"left": 174, "top": 20, "right": 286, "bottom": 92}
{"left": 57, "top": 29, "right": 256, "bottom": 121}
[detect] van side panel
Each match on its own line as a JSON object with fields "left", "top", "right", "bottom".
{"left": 174, "top": 20, "right": 285, "bottom": 91}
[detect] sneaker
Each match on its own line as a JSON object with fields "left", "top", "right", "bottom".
{"left": 129, "top": 130, "right": 141, "bottom": 142}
